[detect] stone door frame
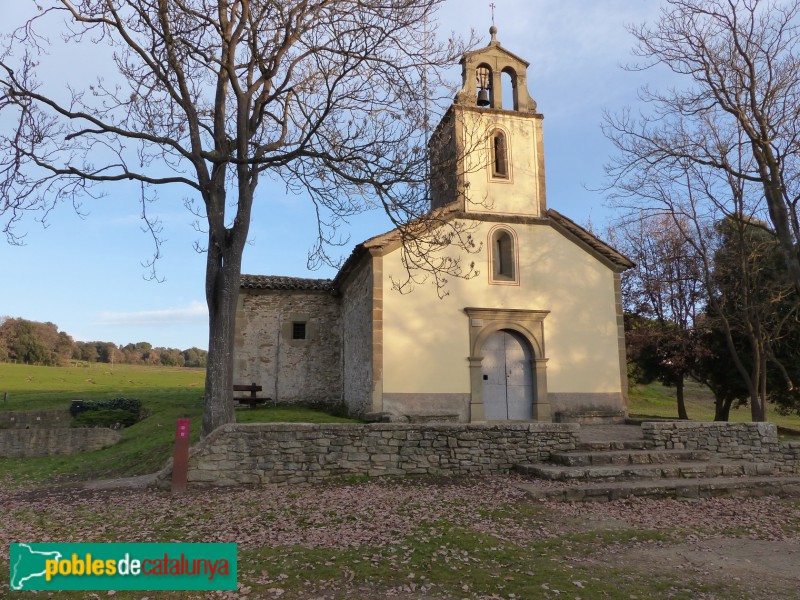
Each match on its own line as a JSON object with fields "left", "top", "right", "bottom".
{"left": 464, "top": 307, "right": 550, "bottom": 422}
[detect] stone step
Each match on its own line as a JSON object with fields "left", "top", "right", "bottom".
{"left": 549, "top": 449, "right": 710, "bottom": 467}
{"left": 514, "top": 460, "right": 775, "bottom": 482}
{"left": 516, "top": 475, "right": 800, "bottom": 503}
{"left": 578, "top": 440, "right": 646, "bottom": 451}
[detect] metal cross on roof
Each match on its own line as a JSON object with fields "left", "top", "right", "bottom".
{"left": 490, "top": 3, "right": 496, "bottom": 26}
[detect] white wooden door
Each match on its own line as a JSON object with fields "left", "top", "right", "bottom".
{"left": 481, "top": 330, "right": 533, "bottom": 420}
{"left": 482, "top": 330, "right": 508, "bottom": 420}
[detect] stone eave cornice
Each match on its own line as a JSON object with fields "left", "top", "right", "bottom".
{"left": 461, "top": 43, "right": 531, "bottom": 69}
{"left": 546, "top": 209, "right": 635, "bottom": 272}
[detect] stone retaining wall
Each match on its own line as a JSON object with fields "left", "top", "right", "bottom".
{"left": 0, "top": 428, "right": 121, "bottom": 457}
{"left": 163, "top": 423, "right": 580, "bottom": 487}
{"left": 0, "top": 409, "right": 73, "bottom": 429}
{"left": 642, "top": 421, "right": 800, "bottom": 473}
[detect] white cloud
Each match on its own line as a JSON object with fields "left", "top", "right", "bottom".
{"left": 98, "top": 301, "right": 207, "bottom": 326}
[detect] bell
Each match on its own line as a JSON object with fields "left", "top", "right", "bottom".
{"left": 477, "top": 88, "right": 490, "bottom": 107}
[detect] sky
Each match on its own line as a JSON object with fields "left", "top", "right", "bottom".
{"left": 1, "top": 0, "right": 666, "bottom": 350}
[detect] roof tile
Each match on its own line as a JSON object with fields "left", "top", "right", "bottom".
{"left": 240, "top": 274, "right": 333, "bottom": 291}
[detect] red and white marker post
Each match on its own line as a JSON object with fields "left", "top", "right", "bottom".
{"left": 171, "top": 418, "right": 190, "bottom": 493}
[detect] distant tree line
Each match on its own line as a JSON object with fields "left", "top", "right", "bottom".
{"left": 0, "top": 317, "right": 207, "bottom": 368}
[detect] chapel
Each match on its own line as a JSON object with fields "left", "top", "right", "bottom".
{"left": 233, "top": 28, "right": 633, "bottom": 424}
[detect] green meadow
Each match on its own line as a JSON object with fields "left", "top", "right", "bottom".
{"left": 628, "top": 378, "right": 800, "bottom": 430}
{"left": 0, "top": 362, "right": 205, "bottom": 409}
{"left": 0, "top": 362, "right": 355, "bottom": 484}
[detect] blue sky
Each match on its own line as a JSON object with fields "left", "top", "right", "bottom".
{"left": 1, "top": 0, "right": 664, "bottom": 350}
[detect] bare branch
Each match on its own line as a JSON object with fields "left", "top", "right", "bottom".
{"left": 0, "top": 0, "right": 478, "bottom": 435}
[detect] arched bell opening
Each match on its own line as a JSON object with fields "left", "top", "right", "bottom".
{"left": 501, "top": 67, "right": 518, "bottom": 111}
{"left": 476, "top": 64, "right": 493, "bottom": 107}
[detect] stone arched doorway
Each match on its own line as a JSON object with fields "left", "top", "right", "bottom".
{"left": 464, "top": 307, "right": 551, "bottom": 422}
{"left": 481, "top": 329, "right": 534, "bottom": 420}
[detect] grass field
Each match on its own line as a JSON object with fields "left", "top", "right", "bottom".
{"left": 628, "top": 378, "right": 800, "bottom": 429}
{"left": 0, "top": 363, "right": 355, "bottom": 484}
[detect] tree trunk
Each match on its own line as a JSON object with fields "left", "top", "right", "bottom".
{"left": 714, "top": 397, "right": 733, "bottom": 422}
{"left": 760, "top": 165, "right": 800, "bottom": 297}
{"left": 676, "top": 376, "right": 689, "bottom": 420}
{"left": 201, "top": 235, "right": 245, "bottom": 438}
{"left": 755, "top": 356, "right": 768, "bottom": 423}
{"left": 749, "top": 391, "right": 762, "bottom": 423}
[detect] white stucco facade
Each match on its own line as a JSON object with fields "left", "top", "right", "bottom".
{"left": 381, "top": 221, "right": 621, "bottom": 394}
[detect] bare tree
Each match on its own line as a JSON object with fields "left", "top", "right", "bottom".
{"left": 606, "top": 0, "right": 800, "bottom": 295}
{"left": 612, "top": 213, "right": 705, "bottom": 419}
{"left": 608, "top": 110, "right": 799, "bottom": 420}
{"left": 0, "top": 1, "right": 477, "bottom": 436}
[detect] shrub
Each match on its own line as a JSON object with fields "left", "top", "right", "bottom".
{"left": 70, "top": 397, "right": 143, "bottom": 429}
{"left": 73, "top": 409, "right": 139, "bottom": 429}
{"left": 70, "top": 397, "right": 142, "bottom": 417}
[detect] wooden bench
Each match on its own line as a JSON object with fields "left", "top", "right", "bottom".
{"left": 233, "top": 383, "right": 270, "bottom": 408}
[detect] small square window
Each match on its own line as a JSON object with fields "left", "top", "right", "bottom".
{"left": 292, "top": 322, "right": 307, "bottom": 340}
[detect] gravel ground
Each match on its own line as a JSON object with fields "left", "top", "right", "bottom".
{"left": 2, "top": 474, "right": 799, "bottom": 599}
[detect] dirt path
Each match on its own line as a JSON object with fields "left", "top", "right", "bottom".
{"left": 601, "top": 537, "right": 800, "bottom": 599}
{"left": 555, "top": 497, "right": 800, "bottom": 600}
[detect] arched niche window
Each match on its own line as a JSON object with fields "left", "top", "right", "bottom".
{"left": 490, "top": 227, "right": 519, "bottom": 284}
{"left": 490, "top": 129, "right": 510, "bottom": 180}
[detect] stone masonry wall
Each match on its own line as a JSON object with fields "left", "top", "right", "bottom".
{"left": 162, "top": 423, "right": 579, "bottom": 487}
{"left": 234, "top": 289, "right": 342, "bottom": 406}
{"left": 0, "top": 427, "right": 121, "bottom": 457}
{"left": 642, "top": 421, "right": 800, "bottom": 474}
{"left": 341, "top": 259, "right": 373, "bottom": 417}
{"left": 0, "top": 409, "right": 73, "bottom": 429}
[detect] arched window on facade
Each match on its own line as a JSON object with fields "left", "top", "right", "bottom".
{"left": 491, "top": 227, "right": 517, "bottom": 283}
{"left": 490, "top": 130, "right": 509, "bottom": 179}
